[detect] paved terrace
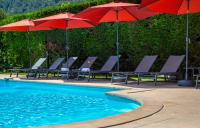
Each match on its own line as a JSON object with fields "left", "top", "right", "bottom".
{"left": 0, "top": 74, "right": 200, "bottom": 128}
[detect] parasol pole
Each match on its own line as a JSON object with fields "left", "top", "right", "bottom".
{"left": 66, "top": 20, "right": 69, "bottom": 68}
{"left": 116, "top": 7, "right": 120, "bottom": 72}
{"left": 185, "top": 0, "right": 190, "bottom": 80}
{"left": 27, "top": 28, "right": 32, "bottom": 67}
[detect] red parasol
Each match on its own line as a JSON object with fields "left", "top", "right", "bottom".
{"left": 140, "top": 0, "right": 200, "bottom": 15}
{"left": 76, "top": 2, "right": 159, "bottom": 71}
{"left": 33, "top": 12, "right": 96, "bottom": 60}
{"left": 0, "top": 19, "right": 52, "bottom": 32}
{"left": 33, "top": 13, "right": 95, "bottom": 29}
{"left": 0, "top": 19, "right": 52, "bottom": 66}
{"left": 140, "top": 0, "right": 200, "bottom": 81}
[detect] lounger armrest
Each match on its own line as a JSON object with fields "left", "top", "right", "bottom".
{"left": 110, "top": 72, "right": 125, "bottom": 74}
{"left": 52, "top": 69, "right": 60, "bottom": 72}
{"left": 46, "top": 69, "right": 60, "bottom": 72}
{"left": 89, "top": 70, "right": 100, "bottom": 73}
{"left": 73, "top": 69, "right": 92, "bottom": 73}
{"left": 148, "top": 72, "right": 176, "bottom": 75}
{"left": 111, "top": 72, "right": 134, "bottom": 75}
{"left": 9, "top": 68, "right": 29, "bottom": 71}
{"left": 71, "top": 69, "right": 81, "bottom": 73}
{"left": 134, "top": 72, "right": 151, "bottom": 75}
{"left": 148, "top": 72, "right": 160, "bottom": 75}
{"left": 26, "top": 69, "right": 38, "bottom": 72}
{"left": 44, "top": 69, "right": 62, "bottom": 74}
{"left": 89, "top": 70, "right": 117, "bottom": 74}
{"left": 112, "top": 73, "right": 127, "bottom": 76}
{"left": 112, "top": 72, "right": 152, "bottom": 75}
{"left": 159, "top": 72, "right": 176, "bottom": 75}
{"left": 194, "top": 74, "right": 200, "bottom": 78}
{"left": 26, "top": 69, "right": 47, "bottom": 72}
{"left": 59, "top": 69, "right": 70, "bottom": 74}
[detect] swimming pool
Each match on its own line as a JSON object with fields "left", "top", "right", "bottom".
{"left": 0, "top": 80, "right": 140, "bottom": 128}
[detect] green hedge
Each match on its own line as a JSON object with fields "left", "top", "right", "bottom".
{"left": 0, "top": 0, "right": 200, "bottom": 72}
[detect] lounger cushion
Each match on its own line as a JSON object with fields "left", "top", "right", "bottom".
{"left": 61, "top": 68, "right": 69, "bottom": 72}
{"left": 81, "top": 68, "right": 90, "bottom": 72}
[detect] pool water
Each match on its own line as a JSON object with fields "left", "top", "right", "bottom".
{"left": 0, "top": 80, "right": 140, "bottom": 128}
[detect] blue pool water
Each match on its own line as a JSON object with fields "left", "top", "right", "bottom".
{"left": 0, "top": 80, "right": 140, "bottom": 128}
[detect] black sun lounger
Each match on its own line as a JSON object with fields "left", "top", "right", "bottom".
{"left": 10, "top": 58, "right": 46, "bottom": 77}
{"left": 78, "top": 56, "right": 119, "bottom": 81}
{"left": 111, "top": 55, "right": 158, "bottom": 84}
{"left": 74, "top": 56, "right": 98, "bottom": 79}
{"left": 27, "top": 57, "right": 64, "bottom": 78}
{"left": 57, "top": 57, "right": 78, "bottom": 79}
{"left": 148, "top": 55, "right": 185, "bottom": 86}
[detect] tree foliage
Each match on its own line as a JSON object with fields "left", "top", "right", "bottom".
{"left": 0, "top": 0, "right": 97, "bottom": 14}
{"left": 0, "top": 8, "right": 7, "bottom": 19}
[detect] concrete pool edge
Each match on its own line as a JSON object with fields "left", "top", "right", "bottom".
{"left": 40, "top": 91, "right": 163, "bottom": 128}
{"left": 1, "top": 78, "right": 164, "bottom": 128}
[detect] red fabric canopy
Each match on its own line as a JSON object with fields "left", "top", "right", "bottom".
{"left": 140, "top": 0, "right": 200, "bottom": 15}
{"left": 76, "top": 2, "right": 159, "bottom": 71}
{"left": 140, "top": 0, "right": 200, "bottom": 80}
{"left": 0, "top": 20, "right": 34, "bottom": 32}
{"left": 76, "top": 2, "right": 159, "bottom": 23}
{"left": 33, "top": 12, "right": 96, "bottom": 29}
{"left": 140, "top": 0, "right": 159, "bottom": 8}
{"left": 0, "top": 19, "right": 51, "bottom": 32}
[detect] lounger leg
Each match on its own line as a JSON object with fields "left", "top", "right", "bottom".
{"left": 164, "top": 75, "right": 167, "bottom": 81}
{"left": 77, "top": 72, "right": 80, "bottom": 80}
{"left": 27, "top": 71, "right": 30, "bottom": 78}
{"left": 67, "top": 72, "right": 69, "bottom": 80}
{"left": 125, "top": 74, "right": 128, "bottom": 84}
{"left": 111, "top": 73, "right": 114, "bottom": 83}
{"left": 46, "top": 72, "right": 49, "bottom": 78}
{"left": 55, "top": 71, "right": 58, "bottom": 79}
{"left": 195, "top": 76, "right": 199, "bottom": 89}
{"left": 66, "top": 74, "right": 68, "bottom": 80}
{"left": 16, "top": 72, "right": 19, "bottom": 77}
{"left": 88, "top": 72, "right": 91, "bottom": 82}
{"left": 88, "top": 75, "right": 90, "bottom": 82}
{"left": 137, "top": 74, "right": 140, "bottom": 85}
{"left": 26, "top": 71, "right": 29, "bottom": 78}
{"left": 154, "top": 75, "right": 157, "bottom": 86}
{"left": 56, "top": 72, "right": 59, "bottom": 80}
{"left": 38, "top": 73, "right": 40, "bottom": 78}
{"left": 35, "top": 72, "right": 38, "bottom": 78}
{"left": 10, "top": 71, "right": 12, "bottom": 77}
{"left": 85, "top": 72, "right": 87, "bottom": 79}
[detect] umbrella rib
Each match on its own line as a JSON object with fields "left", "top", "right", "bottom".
{"left": 177, "top": 0, "right": 185, "bottom": 14}
{"left": 99, "top": 8, "right": 114, "bottom": 23}
{"left": 123, "top": 6, "right": 140, "bottom": 21}
{"left": 81, "top": 19, "right": 96, "bottom": 27}
{"left": 140, "top": 0, "right": 159, "bottom": 8}
{"left": 66, "top": 18, "right": 95, "bottom": 28}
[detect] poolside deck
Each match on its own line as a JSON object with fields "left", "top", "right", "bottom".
{"left": 0, "top": 74, "right": 200, "bottom": 128}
